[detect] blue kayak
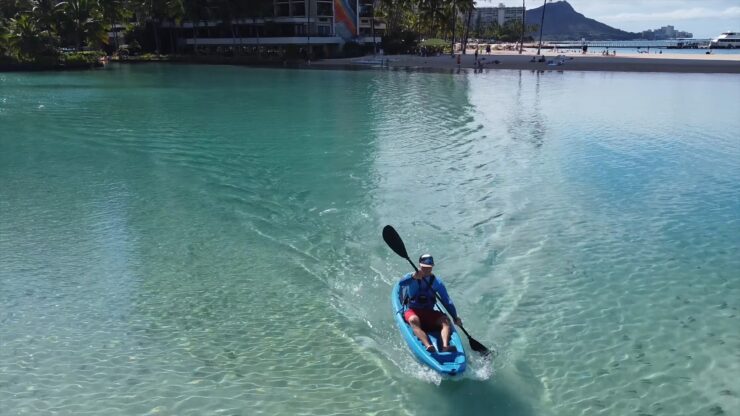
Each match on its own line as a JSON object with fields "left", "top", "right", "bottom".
{"left": 391, "top": 280, "right": 467, "bottom": 375}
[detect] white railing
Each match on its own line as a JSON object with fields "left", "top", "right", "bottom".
{"left": 184, "top": 37, "right": 344, "bottom": 45}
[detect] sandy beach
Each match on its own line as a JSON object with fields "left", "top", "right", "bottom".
{"left": 315, "top": 48, "right": 740, "bottom": 74}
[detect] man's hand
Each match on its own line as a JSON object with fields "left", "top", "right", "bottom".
{"left": 454, "top": 316, "right": 463, "bottom": 326}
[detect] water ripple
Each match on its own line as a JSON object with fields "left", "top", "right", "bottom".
{"left": 1, "top": 65, "right": 738, "bottom": 416}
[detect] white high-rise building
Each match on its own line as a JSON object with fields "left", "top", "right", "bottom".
{"left": 658, "top": 25, "right": 677, "bottom": 38}
{"left": 472, "top": 3, "right": 525, "bottom": 30}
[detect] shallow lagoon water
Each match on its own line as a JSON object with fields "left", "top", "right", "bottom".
{"left": 1, "top": 64, "right": 739, "bottom": 415}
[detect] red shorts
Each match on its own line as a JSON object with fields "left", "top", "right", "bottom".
{"left": 404, "top": 308, "right": 446, "bottom": 330}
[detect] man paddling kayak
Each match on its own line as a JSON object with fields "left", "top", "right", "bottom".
{"left": 400, "top": 254, "right": 463, "bottom": 353}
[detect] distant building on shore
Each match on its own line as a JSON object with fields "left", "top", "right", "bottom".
{"left": 472, "top": 3, "right": 525, "bottom": 32}
{"left": 639, "top": 25, "right": 692, "bottom": 40}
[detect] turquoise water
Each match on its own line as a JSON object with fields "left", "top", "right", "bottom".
{"left": 1, "top": 64, "right": 739, "bottom": 415}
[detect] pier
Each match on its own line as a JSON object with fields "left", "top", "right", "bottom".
{"left": 548, "top": 39, "right": 711, "bottom": 49}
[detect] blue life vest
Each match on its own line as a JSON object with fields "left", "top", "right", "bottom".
{"left": 406, "top": 275, "right": 437, "bottom": 310}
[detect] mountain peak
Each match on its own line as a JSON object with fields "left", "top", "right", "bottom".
{"left": 547, "top": 1, "right": 575, "bottom": 12}
{"left": 526, "top": 1, "right": 636, "bottom": 41}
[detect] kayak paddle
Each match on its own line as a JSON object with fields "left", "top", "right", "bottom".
{"left": 382, "top": 225, "right": 492, "bottom": 357}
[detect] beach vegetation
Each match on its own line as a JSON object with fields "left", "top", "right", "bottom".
{"left": 8, "top": 13, "right": 59, "bottom": 61}
{"left": 1, "top": 0, "right": 537, "bottom": 68}
{"left": 376, "top": 0, "right": 478, "bottom": 53}
{"left": 1, "top": 0, "right": 107, "bottom": 68}
{"left": 62, "top": 50, "right": 104, "bottom": 65}
{"left": 420, "top": 38, "right": 450, "bottom": 54}
{"left": 472, "top": 20, "right": 539, "bottom": 43}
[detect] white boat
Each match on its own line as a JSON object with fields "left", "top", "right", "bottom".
{"left": 709, "top": 32, "right": 740, "bottom": 48}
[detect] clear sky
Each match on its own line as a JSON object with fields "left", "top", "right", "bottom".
{"left": 480, "top": 0, "right": 740, "bottom": 38}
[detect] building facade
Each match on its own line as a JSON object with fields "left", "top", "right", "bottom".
{"left": 655, "top": 25, "right": 692, "bottom": 39}
{"left": 637, "top": 25, "right": 693, "bottom": 40}
{"left": 472, "top": 3, "right": 524, "bottom": 31}
{"left": 160, "top": 0, "right": 384, "bottom": 57}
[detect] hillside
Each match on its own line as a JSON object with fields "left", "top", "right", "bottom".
{"left": 525, "top": 1, "right": 637, "bottom": 41}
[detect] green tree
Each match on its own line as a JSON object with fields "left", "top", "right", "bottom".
{"left": 448, "top": 0, "right": 475, "bottom": 53}
{"left": 460, "top": 0, "right": 474, "bottom": 53}
{"left": 2, "top": 1, "right": 32, "bottom": 19}
{"left": 57, "top": 0, "right": 107, "bottom": 50}
{"left": 99, "top": 0, "right": 129, "bottom": 50}
{"left": 9, "top": 12, "right": 57, "bottom": 59}
{"left": 166, "top": 0, "right": 184, "bottom": 54}
{"left": 31, "top": 0, "right": 61, "bottom": 34}
{"left": 377, "top": 0, "right": 414, "bottom": 35}
{"left": 130, "top": 0, "right": 171, "bottom": 53}
{"left": 0, "top": 17, "right": 11, "bottom": 58}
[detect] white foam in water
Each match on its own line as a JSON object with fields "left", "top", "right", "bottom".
{"left": 468, "top": 353, "right": 496, "bottom": 381}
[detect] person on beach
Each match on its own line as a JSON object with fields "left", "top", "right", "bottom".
{"left": 399, "top": 254, "right": 463, "bottom": 353}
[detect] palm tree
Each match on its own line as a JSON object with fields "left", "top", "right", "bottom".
{"left": 132, "top": 0, "right": 183, "bottom": 54}
{"left": 166, "top": 0, "right": 184, "bottom": 54}
{"left": 419, "top": 0, "right": 440, "bottom": 38}
{"left": 376, "top": 0, "right": 408, "bottom": 35}
{"left": 58, "top": 0, "right": 107, "bottom": 50}
{"left": 448, "top": 0, "right": 473, "bottom": 54}
{"left": 99, "top": 0, "right": 128, "bottom": 51}
{"left": 0, "top": 17, "right": 12, "bottom": 58}
{"left": 448, "top": 0, "right": 456, "bottom": 53}
{"left": 9, "top": 14, "right": 38, "bottom": 59}
{"left": 31, "top": 0, "right": 61, "bottom": 34}
{"left": 536, "top": 0, "right": 547, "bottom": 55}
{"left": 458, "top": 0, "right": 473, "bottom": 54}
{"left": 9, "top": 13, "right": 57, "bottom": 59}
{"left": 518, "top": 0, "right": 525, "bottom": 53}
{"left": 2, "top": 1, "right": 31, "bottom": 19}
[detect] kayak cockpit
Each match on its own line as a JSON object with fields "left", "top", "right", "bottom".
{"left": 392, "top": 280, "right": 467, "bottom": 375}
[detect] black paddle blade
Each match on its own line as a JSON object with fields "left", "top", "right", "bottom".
{"left": 459, "top": 324, "right": 493, "bottom": 356}
{"left": 468, "top": 337, "right": 492, "bottom": 357}
{"left": 382, "top": 225, "right": 409, "bottom": 259}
